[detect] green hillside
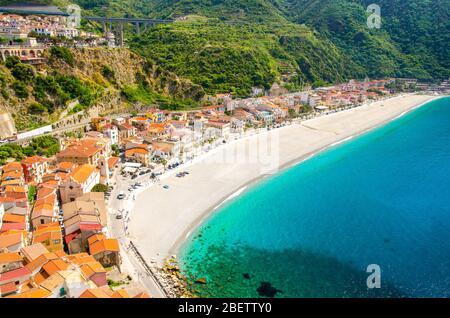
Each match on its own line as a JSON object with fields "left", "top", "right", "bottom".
{"left": 1, "top": 0, "right": 448, "bottom": 98}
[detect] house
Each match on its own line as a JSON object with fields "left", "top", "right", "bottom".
{"left": 20, "top": 243, "right": 50, "bottom": 264}
{"left": 56, "top": 138, "right": 111, "bottom": 168}
{"left": 0, "top": 266, "right": 32, "bottom": 286}
{"left": 21, "top": 156, "right": 48, "bottom": 184}
{"left": 0, "top": 162, "right": 25, "bottom": 187}
{"left": 125, "top": 148, "right": 150, "bottom": 167}
{"left": 0, "top": 232, "right": 25, "bottom": 253}
{"left": 88, "top": 234, "right": 120, "bottom": 269}
{"left": 79, "top": 260, "right": 107, "bottom": 287}
{"left": 131, "top": 117, "right": 151, "bottom": 131}
{"left": 204, "top": 120, "right": 231, "bottom": 139}
{"left": 59, "top": 164, "right": 100, "bottom": 204}
{"left": 59, "top": 269, "right": 96, "bottom": 298}
{"left": 64, "top": 216, "right": 103, "bottom": 254}
{"left": 38, "top": 272, "right": 66, "bottom": 298}
{"left": 0, "top": 252, "right": 23, "bottom": 274}
{"left": 102, "top": 124, "right": 119, "bottom": 145}
{"left": 146, "top": 123, "right": 168, "bottom": 140}
{"left": 63, "top": 193, "right": 107, "bottom": 228}
{"left": 32, "top": 223, "right": 63, "bottom": 252}
{"left": 118, "top": 123, "right": 137, "bottom": 140}
{"left": 31, "top": 195, "right": 58, "bottom": 230}
{"left": 0, "top": 196, "right": 29, "bottom": 216}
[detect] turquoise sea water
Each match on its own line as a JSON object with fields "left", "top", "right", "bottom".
{"left": 180, "top": 97, "right": 450, "bottom": 298}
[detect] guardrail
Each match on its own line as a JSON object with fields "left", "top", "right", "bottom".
{"left": 127, "top": 241, "right": 171, "bottom": 298}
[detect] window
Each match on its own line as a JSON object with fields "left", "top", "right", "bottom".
{"left": 41, "top": 219, "right": 45, "bottom": 224}
{"left": 54, "top": 240, "right": 60, "bottom": 245}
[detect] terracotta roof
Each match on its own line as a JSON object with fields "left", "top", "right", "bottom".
{"left": 87, "top": 234, "right": 106, "bottom": 245}
{"left": 21, "top": 243, "right": 49, "bottom": 262}
{"left": 0, "top": 222, "right": 25, "bottom": 232}
{"left": 79, "top": 223, "right": 103, "bottom": 232}
{"left": 57, "top": 139, "right": 101, "bottom": 159}
{"left": 108, "top": 156, "right": 120, "bottom": 168}
{"left": 1, "top": 162, "right": 22, "bottom": 173}
{"left": 2, "top": 213, "right": 26, "bottom": 223}
{"left": 89, "top": 238, "right": 119, "bottom": 256}
{"left": 39, "top": 272, "right": 64, "bottom": 292}
{"left": 57, "top": 161, "right": 76, "bottom": 171}
{"left": 6, "top": 287, "right": 50, "bottom": 298}
{"left": 70, "top": 164, "right": 97, "bottom": 184}
{"left": 112, "top": 289, "right": 130, "bottom": 298}
{"left": 0, "top": 267, "right": 31, "bottom": 283}
{"left": 21, "top": 156, "right": 47, "bottom": 165}
{"left": 4, "top": 185, "right": 26, "bottom": 193}
{"left": 25, "top": 252, "right": 58, "bottom": 273}
{"left": 125, "top": 148, "right": 148, "bottom": 156}
{"left": 0, "top": 282, "right": 17, "bottom": 296}
{"left": 80, "top": 261, "right": 106, "bottom": 278}
{"left": 133, "top": 292, "right": 150, "bottom": 298}
{"left": 42, "top": 259, "right": 69, "bottom": 276}
{"left": 79, "top": 287, "right": 111, "bottom": 298}
{"left": 0, "top": 252, "right": 23, "bottom": 264}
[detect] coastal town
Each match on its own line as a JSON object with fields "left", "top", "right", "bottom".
{"left": 0, "top": 66, "right": 442, "bottom": 298}
{"left": 0, "top": 4, "right": 448, "bottom": 300}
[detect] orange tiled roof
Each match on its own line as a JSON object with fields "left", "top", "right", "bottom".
{"left": 79, "top": 288, "right": 111, "bottom": 298}
{"left": 57, "top": 139, "right": 101, "bottom": 159}
{"left": 0, "top": 233, "right": 22, "bottom": 249}
{"left": 6, "top": 288, "right": 51, "bottom": 298}
{"left": 2, "top": 162, "right": 22, "bottom": 173}
{"left": 0, "top": 252, "right": 23, "bottom": 264}
{"left": 42, "top": 259, "right": 69, "bottom": 276}
{"left": 80, "top": 261, "right": 106, "bottom": 278}
{"left": 2, "top": 214, "right": 26, "bottom": 224}
{"left": 89, "top": 238, "right": 119, "bottom": 256}
{"left": 125, "top": 148, "right": 148, "bottom": 157}
{"left": 70, "top": 164, "right": 97, "bottom": 184}
{"left": 21, "top": 156, "right": 47, "bottom": 165}
{"left": 112, "top": 289, "right": 130, "bottom": 298}
{"left": 25, "top": 252, "right": 58, "bottom": 273}
{"left": 107, "top": 157, "right": 120, "bottom": 169}
{"left": 4, "top": 185, "right": 26, "bottom": 193}
{"left": 57, "top": 161, "right": 77, "bottom": 171}
{"left": 133, "top": 292, "right": 150, "bottom": 298}
{"left": 87, "top": 234, "right": 106, "bottom": 246}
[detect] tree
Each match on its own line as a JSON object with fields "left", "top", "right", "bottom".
{"left": 5, "top": 56, "right": 21, "bottom": 69}
{"left": 12, "top": 63, "right": 35, "bottom": 82}
{"left": 92, "top": 184, "right": 109, "bottom": 193}
{"left": 288, "top": 108, "right": 297, "bottom": 118}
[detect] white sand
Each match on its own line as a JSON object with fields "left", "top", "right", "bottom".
{"left": 128, "top": 94, "right": 439, "bottom": 265}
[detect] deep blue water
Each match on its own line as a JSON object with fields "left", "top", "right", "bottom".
{"left": 180, "top": 97, "right": 450, "bottom": 298}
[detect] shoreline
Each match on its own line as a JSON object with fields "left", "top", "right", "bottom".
{"left": 128, "top": 94, "right": 443, "bottom": 268}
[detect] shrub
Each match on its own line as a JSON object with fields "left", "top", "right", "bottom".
{"left": 50, "top": 46, "right": 75, "bottom": 66}
{"left": 92, "top": 184, "right": 109, "bottom": 193}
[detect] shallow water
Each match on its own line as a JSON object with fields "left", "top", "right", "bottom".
{"left": 180, "top": 97, "right": 450, "bottom": 298}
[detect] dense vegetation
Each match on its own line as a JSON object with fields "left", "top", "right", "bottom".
{"left": 0, "top": 0, "right": 447, "bottom": 130}
{"left": 68, "top": 0, "right": 448, "bottom": 94}
{"left": 0, "top": 135, "right": 60, "bottom": 164}
{"left": 130, "top": 22, "right": 356, "bottom": 96}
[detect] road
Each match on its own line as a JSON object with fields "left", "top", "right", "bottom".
{"left": 107, "top": 169, "right": 168, "bottom": 298}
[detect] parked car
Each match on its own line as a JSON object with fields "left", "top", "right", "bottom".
{"left": 117, "top": 192, "right": 125, "bottom": 200}
{"left": 163, "top": 185, "right": 169, "bottom": 189}
{"left": 116, "top": 212, "right": 123, "bottom": 220}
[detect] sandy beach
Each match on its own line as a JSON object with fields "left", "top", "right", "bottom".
{"left": 128, "top": 94, "right": 439, "bottom": 265}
